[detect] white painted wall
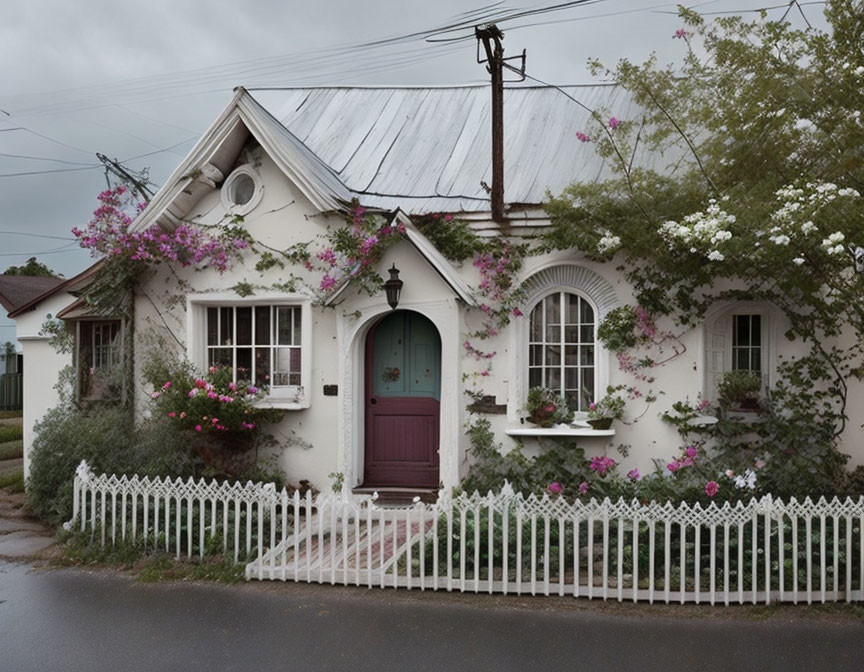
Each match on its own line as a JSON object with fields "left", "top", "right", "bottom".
{"left": 14, "top": 292, "right": 74, "bottom": 480}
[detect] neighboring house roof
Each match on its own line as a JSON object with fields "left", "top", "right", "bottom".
{"left": 6, "top": 262, "right": 102, "bottom": 319}
{"left": 0, "top": 275, "right": 65, "bottom": 315}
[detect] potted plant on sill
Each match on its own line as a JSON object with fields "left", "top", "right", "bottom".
{"left": 587, "top": 386, "right": 625, "bottom": 430}
{"left": 717, "top": 370, "right": 763, "bottom": 412}
{"left": 524, "top": 387, "right": 574, "bottom": 428}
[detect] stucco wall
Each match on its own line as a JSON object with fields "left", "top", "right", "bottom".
{"left": 15, "top": 292, "right": 74, "bottom": 480}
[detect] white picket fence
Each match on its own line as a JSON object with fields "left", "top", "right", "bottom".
{"left": 69, "top": 461, "right": 864, "bottom": 604}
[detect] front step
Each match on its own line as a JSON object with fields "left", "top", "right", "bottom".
{"left": 352, "top": 486, "right": 439, "bottom": 505}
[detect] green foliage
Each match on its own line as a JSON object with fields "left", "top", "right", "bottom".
{"left": 414, "top": 213, "right": 486, "bottom": 261}
{"left": 0, "top": 424, "right": 23, "bottom": 443}
{"left": 3, "top": 257, "right": 59, "bottom": 277}
{"left": 717, "top": 370, "right": 762, "bottom": 408}
{"left": 597, "top": 306, "right": 640, "bottom": 353}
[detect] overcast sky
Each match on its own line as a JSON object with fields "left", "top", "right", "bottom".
{"left": 0, "top": 0, "right": 826, "bottom": 343}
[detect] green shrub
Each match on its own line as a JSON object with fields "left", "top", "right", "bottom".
{"left": 0, "top": 439, "right": 23, "bottom": 461}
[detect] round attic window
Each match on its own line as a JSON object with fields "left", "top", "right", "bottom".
{"left": 221, "top": 165, "right": 263, "bottom": 215}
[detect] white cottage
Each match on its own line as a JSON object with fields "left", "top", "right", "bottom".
{"left": 13, "top": 84, "right": 864, "bottom": 493}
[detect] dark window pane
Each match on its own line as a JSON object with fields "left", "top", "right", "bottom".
{"left": 581, "top": 345, "right": 595, "bottom": 366}
{"left": 530, "top": 345, "right": 543, "bottom": 366}
{"left": 207, "top": 308, "right": 218, "bottom": 346}
{"left": 289, "top": 348, "right": 302, "bottom": 374}
{"left": 565, "top": 367, "right": 579, "bottom": 389}
{"left": 220, "top": 307, "right": 233, "bottom": 345}
{"left": 529, "top": 305, "right": 543, "bottom": 341}
{"left": 544, "top": 294, "right": 560, "bottom": 326}
{"left": 276, "top": 307, "right": 293, "bottom": 345}
{"left": 580, "top": 368, "right": 595, "bottom": 408}
{"left": 236, "top": 307, "right": 252, "bottom": 345}
{"left": 236, "top": 348, "right": 252, "bottom": 381}
{"left": 255, "top": 348, "right": 271, "bottom": 387}
{"left": 293, "top": 309, "right": 302, "bottom": 346}
{"left": 564, "top": 326, "right": 579, "bottom": 344}
{"left": 529, "top": 368, "right": 542, "bottom": 388}
{"left": 567, "top": 294, "right": 581, "bottom": 324}
{"left": 734, "top": 315, "right": 751, "bottom": 347}
{"left": 751, "top": 347, "right": 762, "bottom": 372}
{"left": 209, "top": 348, "right": 232, "bottom": 368}
{"left": 565, "top": 345, "right": 579, "bottom": 365}
{"left": 545, "top": 345, "right": 561, "bottom": 366}
{"left": 254, "top": 306, "right": 271, "bottom": 345}
{"left": 734, "top": 348, "right": 751, "bottom": 370}
{"left": 580, "top": 325, "right": 594, "bottom": 343}
{"left": 545, "top": 325, "right": 560, "bottom": 343}
{"left": 580, "top": 298, "right": 594, "bottom": 324}
{"left": 547, "top": 368, "right": 561, "bottom": 392}
{"left": 751, "top": 315, "right": 762, "bottom": 346}
{"left": 565, "top": 391, "right": 580, "bottom": 412}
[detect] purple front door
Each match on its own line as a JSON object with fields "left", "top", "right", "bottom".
{"left": 363, "top": 311, "right": 440, "bottom": 488}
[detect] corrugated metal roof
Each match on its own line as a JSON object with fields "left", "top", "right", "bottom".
{"left": 253, "top": 85, "right": 675, "bottom": 215}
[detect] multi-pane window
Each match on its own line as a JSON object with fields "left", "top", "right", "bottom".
{"left": 732, "top": 314, "right": 761, "bottom": 372}
{"left": 206, "top": 305, "right": 302, "bottom": 389}
{"left": 91, "top": 321, "right": 121, "bottom": 371}
{"left": 77, "top": 320, "right": 122, "bottom": 399}
{"left": 528, "top": 292, "right": 595, "bottom": 411}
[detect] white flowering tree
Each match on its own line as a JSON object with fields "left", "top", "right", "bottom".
{"left": 543, "top": 1, "right": 864, "bottom": 495}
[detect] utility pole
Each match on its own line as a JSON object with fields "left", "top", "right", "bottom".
{"left": 475, "top": 24, "right": 525, "bottom": 224}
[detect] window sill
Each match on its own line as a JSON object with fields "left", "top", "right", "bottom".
{"left": 506, "top": 425, "right": 615, "bottom": 438}
{"left": 254, "top": 398, "right": 309, "bottom": 411}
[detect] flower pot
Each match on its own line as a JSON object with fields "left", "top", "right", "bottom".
{"left": 587, "top": 418, "right": 613, "bottom": 430}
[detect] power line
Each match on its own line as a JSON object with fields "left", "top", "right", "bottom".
{"left": 0, "top": 166, "right": 100, "bottom": 178}
{"left": 0, "top": 231, "right": 75, "bottom": 241}
{"left": 0, "top": 152, "right": 98, "bottom": 166}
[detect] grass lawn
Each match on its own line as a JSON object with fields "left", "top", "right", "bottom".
{"left": 0, "top": 439, "right": 23, "bottom": 461}
{"left": 0, "top": 424, "right": 23, "bottom": 443}
{"left": 0, "top": 467, "right": 24, "bottom": 493}
{"left": 0, "top": 410, "right": 23, "bottom": 419}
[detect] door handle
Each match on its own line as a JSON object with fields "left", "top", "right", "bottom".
{"left": 370, "top": 397, "right": 378, "bottom": 405}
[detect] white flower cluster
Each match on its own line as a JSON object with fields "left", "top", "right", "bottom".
{"left": 658, "top": 199, "right": 735, "bottom": 261}
{"left": 822, "top": 231, "right": 846, "bottom": 255}
{"left": 596, "top": 231, "right": 621, "bottom": 254}
{"left": 734, "top": 469, "right": 757, "bottom": 490}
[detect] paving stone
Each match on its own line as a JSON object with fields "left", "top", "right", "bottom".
{"left": 0, "top": 518, "right": 46, "bottom": 533}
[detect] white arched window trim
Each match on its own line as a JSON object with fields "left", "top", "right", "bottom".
{"left": 508, "top": 264, "right": 619, "bottom": 424}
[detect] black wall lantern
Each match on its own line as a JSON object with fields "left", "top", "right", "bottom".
{"left": 383, "top": 263, "right": 403, "bottom": 309}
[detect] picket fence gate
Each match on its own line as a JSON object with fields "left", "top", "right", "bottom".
{"left": 69, "top": 461, "right": 864, "bottom": 605}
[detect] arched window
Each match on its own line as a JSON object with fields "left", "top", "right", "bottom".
{"left": 528, "top": 291, "right": 596, "bottom": 412}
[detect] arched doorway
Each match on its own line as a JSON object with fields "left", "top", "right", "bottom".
{"left": 363, "top": 310, "right": 441, "bottom": 488}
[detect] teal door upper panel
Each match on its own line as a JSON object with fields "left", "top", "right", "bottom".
{"left": 372, "top": 311, "right": 441, "bottom": 400}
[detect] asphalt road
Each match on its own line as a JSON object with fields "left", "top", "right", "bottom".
{"left": 0, "top": 560, "right": 862, "bottom": 672}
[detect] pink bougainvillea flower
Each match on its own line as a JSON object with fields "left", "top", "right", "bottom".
{"left": 576, "top": 131, "right": 590, "bottom": 143}
{"left": 162, "top": 381, "right": 172, "bottom": 390}
{"left": 208, "top": 366, "right": 217, "bottom": 374}
{"left": 195, "top": 378, "right": 207, "bottom": 389}
{"left": 667, "top": 460, "right": 681, "bottom": 473}
{"left": 207, "top": 391, "right": 218, "bottom": 400}
{"left": 168, "top": 411, "right": 176, "bottom": 418}
{"left": 248, "top": 386, "right": 259, "bottom": 395}
{"left": 608, "top": 117, "right": 621, "bottom": 130}
{"left": 211, "top": 417, "right": 219, "bottom": 425}
{"left": 627, "top": 468, "right": 640, "bottom": 482}
{"left": 547, "top": 482, "right": 563, "bottom": 495}
{"left": 179, "top": 412, "right": 186, "bottom": 419}
{"left": 150, "top": 391, "right": 161, "bottom": 399}
{"left": 578, "top": 482, "right": 589, "bottom": 494}
{"left": 512, "top": 307, "right": 523, "bottom": 317}
{"left": 320, "top": 274, "right": 337, "bottom": 291}
{"left": 705, "top": 481, "right": 719, "bottom": 497}
{"left": 697, "top": 398, "right": 710, "bottom": 411}
{"left": 684, "top": 445, "right": 698, "bottom": 459}
{"left": 228, "top": 382, "right": 238, "bottom": 392}
{"left": 589, "top": 402, "right": 596, "bottom": 411}
{"left": 194, "top": 425, "right": 202, "bottom": 432}
{"left": 673, "top": 28, "right": 689, "bottom": 39}
{"left": 590, "top": 455, "right": 616, "bottom": 476}
{"left": 187, "top": 389, "right": 198, "bottom": 398}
